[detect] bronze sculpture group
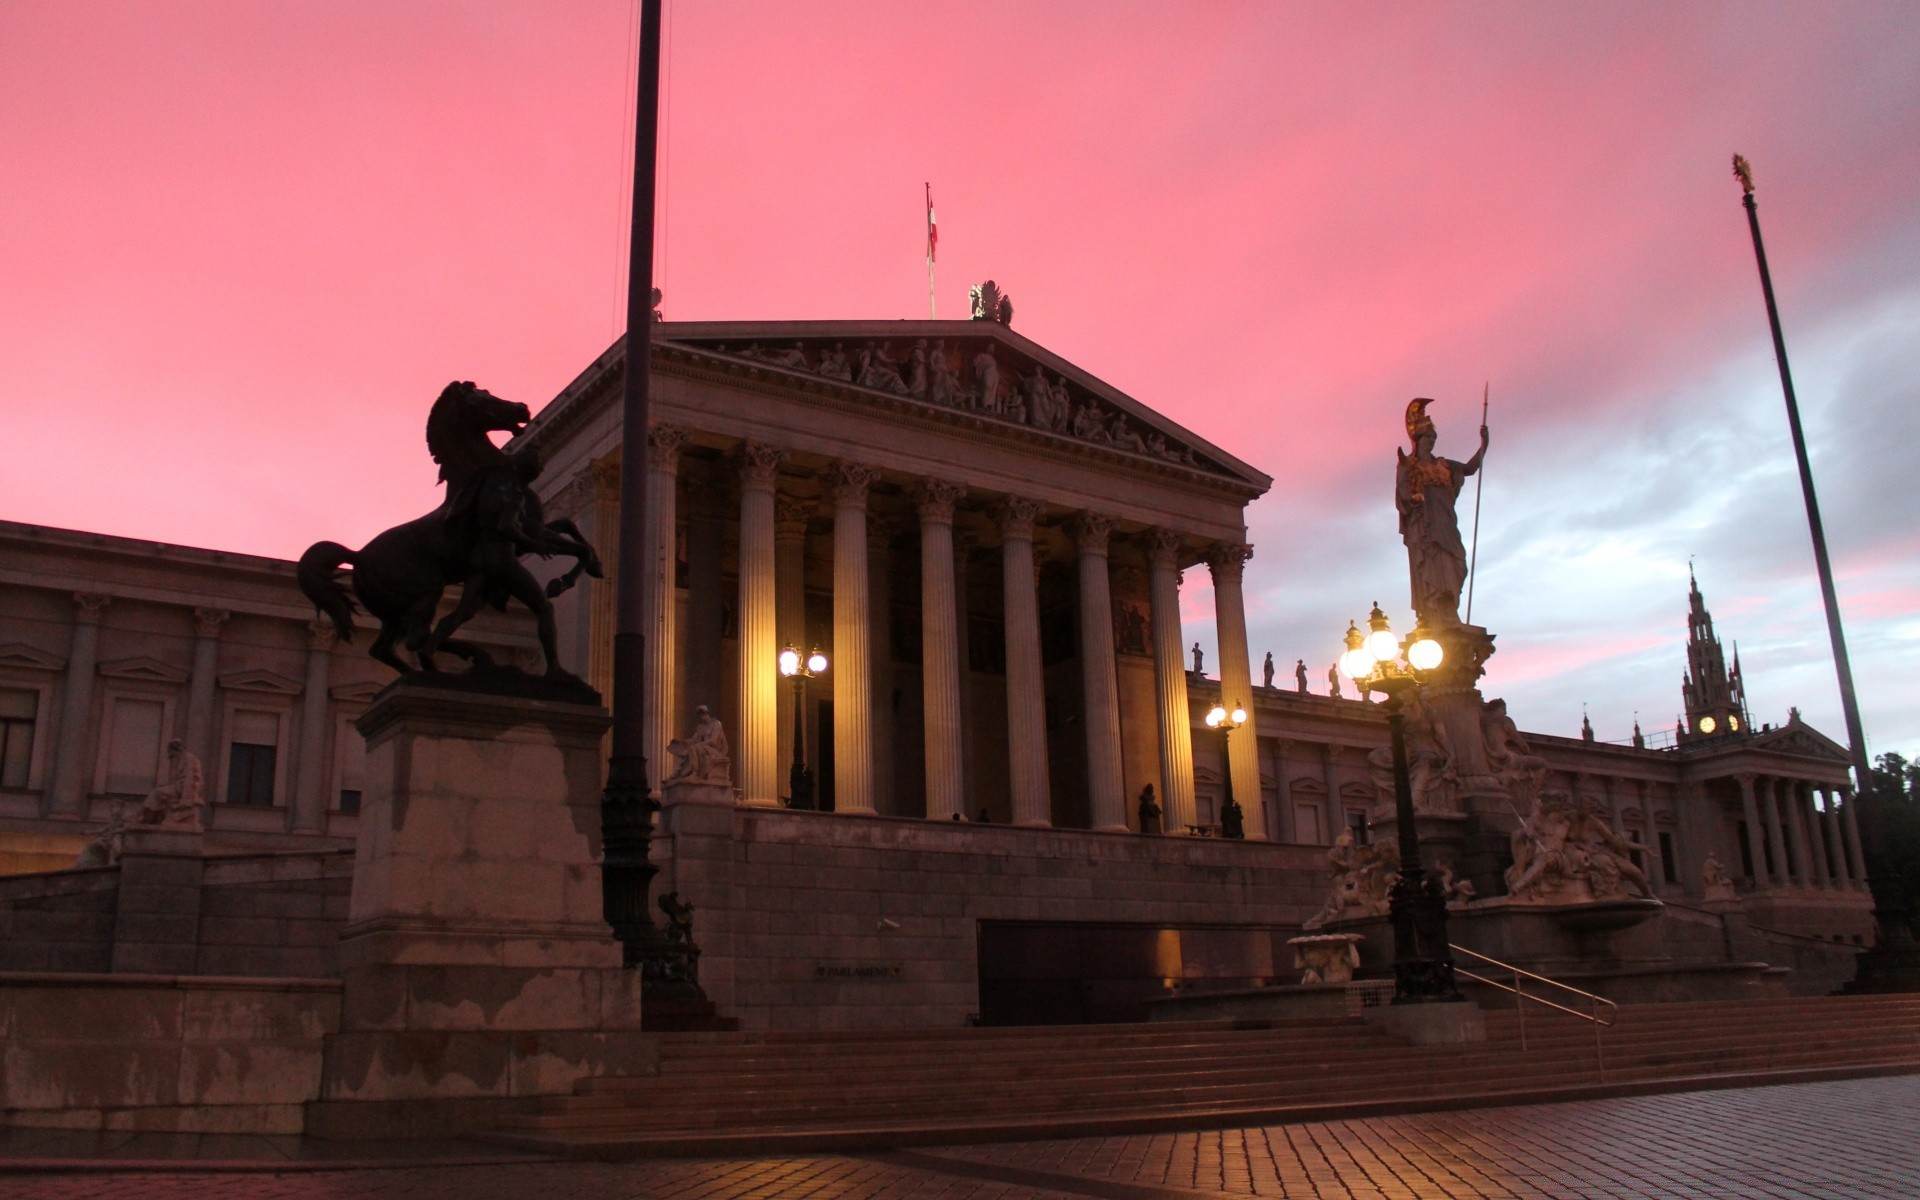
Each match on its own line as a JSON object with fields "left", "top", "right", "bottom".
{"left": 298, "top": 381, "right": 600, "bottom": 679}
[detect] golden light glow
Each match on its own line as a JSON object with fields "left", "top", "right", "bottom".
{"left": 1699, "top": 715, "right": 1717, "bottom": 734}
{"left": 1729, "top": 715, "right": 1740, "bottom": 731}
{"left": 807, "top": 650, "right": 829, "bottom": 674}
{"left": 1406, "top": 636, "right": 1443, "bottom": 671}
{"left": 1206, "top": 705, "right": 1226, "bottom": 728}
{"left": 778, "top": 647, "right": 801, "bottom": 677}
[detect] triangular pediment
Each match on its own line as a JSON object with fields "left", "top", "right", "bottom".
{"left": 0, "top": 643, "right": 65, "bottom": 672}
{"left": 1751, "top": 720, "right": 1851, "bottom": 763}
{"left": 219, "top": 668, "right": 303, "bottom": 695}
{"left": 98, "top": 656, "right": 188, "bottom": 683}
{"left": 647, "top": 321, "right": 1271, "bottom": 493}
{"left": 329, "top": 680, "right": 386, "bottom": 704}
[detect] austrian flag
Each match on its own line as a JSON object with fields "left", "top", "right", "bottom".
{"left": 925, "top": 183, "right": 937, "bottom": 262}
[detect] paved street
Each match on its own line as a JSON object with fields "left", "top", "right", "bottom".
{"left": 2, "top": 1075, "right": 1917, "bottom": 1199}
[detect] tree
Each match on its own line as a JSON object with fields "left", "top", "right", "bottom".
{"left": 1861, "top": 753, "right": 1920, "bottom": 937}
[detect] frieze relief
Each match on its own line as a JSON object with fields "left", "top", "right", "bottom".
{"left": 693, "top": 337, "right": 1216, "bottom": 473}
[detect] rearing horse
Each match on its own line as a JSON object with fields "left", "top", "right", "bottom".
{"left": 297, "top": 381, "right": 601, "bottom": 677}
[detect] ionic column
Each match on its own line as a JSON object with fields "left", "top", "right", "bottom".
{"left": 184, "top": 607, "right": 230, "bottom": 772}
{"left": 47, "top": 593, "right": 110, "bottom": 818}
{"left": 1147, "top": 528, "right": 1197, "bottom": 833}
{"left": 1824, "top": 789, "right": 1853, "bottom": 889}
{"left": 1803, "top": 784, "right": 1833, "bottom": 888}
{"left": 736, "top": 443, "right": 786, "bottom": 806}
{"left": 868, "top": 522, "right": 896, "bottom": 816}
{"left": 1840, "top": 786, "right": 1867, "bottom": 888}
{"left": 1737, "top": 774, "right": 1769, "bottom": 887}
{"left": 1781, "top": 778, "right": 1812, "bottom": 886}
{"left": 643, "top": 428, "right": 688, "bottom": 790}
{"left": 1074, "top": 513, "right": 1127, "bottom": 831}
{"left": 774, "top": 495, "right": 810, "bottom": 801}
{"left": 1208, "top": 542, "right": 1263, "bottom": 837}
{"left": 1000, "top": 498, "right": 1051, "bottom": 827}
{"left": 1761, "top": 775, "right": 1791, "bottom": 888}
{"left": 830, "top": 462, "right": 878, "bottom": 814}
{"left": 292, "top": 620, "right": 335, "bottom": 832}
{"left": 917, "top": 480, "right": 967, "bottom": 820}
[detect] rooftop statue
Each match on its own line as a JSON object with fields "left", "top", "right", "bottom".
{"left": 1396, "top": 398, "right": 1488, "bottom": 627}
{"left": 297, "top": 381, "right": 601, "bottom": 682}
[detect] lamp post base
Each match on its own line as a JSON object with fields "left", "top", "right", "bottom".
{"left": 1389, "top": 869, "right": 1465, "bottom": 1004}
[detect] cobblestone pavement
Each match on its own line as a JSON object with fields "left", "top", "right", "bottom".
{"left": 2, "top": 1075, "right": 1917, "bottom": 1199}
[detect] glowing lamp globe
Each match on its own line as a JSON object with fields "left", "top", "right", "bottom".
{"left": 1406, "top": 635, "right": 1444, "bottom": 672}
{"left": 807, "top": 650, "right": 829, "bottom": 675}
{"left": 1230, "top": 706, "right": 1247, "bottom": 726}
{"left": 1364, "top": 627, "right": 1399, "bottom": 664}
{"left": 778, "top": 647, "right": 801, "bottom": 677}
{"left": 1205, "top": 705, "right": 1226, "bottom": 728}
{"left": 1339, "top": 647, "right": 1374, "bottom": 681}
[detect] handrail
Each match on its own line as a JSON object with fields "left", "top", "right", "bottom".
{"left": 1449, "top": 943, "right": 1618, "bottom": 1078}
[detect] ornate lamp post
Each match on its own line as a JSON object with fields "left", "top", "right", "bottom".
{"left": 778, "top": 646, "right": 828, "bottom": 811}
{"left": 1204, "top": 701, "right": 1248, "bottom": 838}
{"left": 1339, "top": 603, "right": 1463, "bottom": 1005}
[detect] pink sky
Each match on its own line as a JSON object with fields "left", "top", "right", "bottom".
{"left": 3, "top": 1, "right": 1917, "bottom": 759}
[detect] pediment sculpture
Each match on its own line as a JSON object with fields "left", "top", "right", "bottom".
{"left": 1304, "top": 829, "right": 1401, "bottom": 928}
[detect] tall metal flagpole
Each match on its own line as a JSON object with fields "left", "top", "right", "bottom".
{"left": 1731, "top": 154, "right": 1875, "bottom": 803}
{"left": 602, "top": 0, "right": 676, "bottom": 976}
{"left": 925, "top": 183, "right": 937, "bottom": 319}
{"left": 1464, "top": 383, "right": 1488, "bottom": 625}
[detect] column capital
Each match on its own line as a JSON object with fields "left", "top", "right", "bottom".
{"left": 193, "top": 606, "right": 232, "bottom": 638}
{"left": 1734, "top": 773, "right": 1757, "bottom": 792}
{"left": 775, "top": 494, "right": 813, "bottom": 540}
{"left": 1072, "top": 512, "right": 1114, "bottom": 555}
{"left": 915, "top": 478, "right": 966, "bottom": 523}
{"left": 740, "top": 442, "right": 788, "bottom": 490}
{"left": 1148, "top": 527, "right": 1185, "bottom": 570}
{"left": 307, "top": 618, "right": 338, "bottom": 651}
{"left": 998, "top": 496, "right": 1046, "bottom": 540}
{"left": 830, "top": 460, "right": 879, "bottom": 507}
{"left": 590, "top": 455, "right": 622, "bottom": 502}
{"left": 1205, "top": 540, "right": 1253, "bottom": 582}
{"left": 648, "top": 423, "right": 691, "bottom": 470}
{"left": 73, "top": 593, "right": 111, "bottom": 623}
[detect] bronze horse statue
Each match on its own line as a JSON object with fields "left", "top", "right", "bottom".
{"left": 297, "top": 381, "right": 600, "bottom": 677}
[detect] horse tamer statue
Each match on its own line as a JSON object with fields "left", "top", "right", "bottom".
{"left": 298, "top": 381, "right": 600, "bottom": 680}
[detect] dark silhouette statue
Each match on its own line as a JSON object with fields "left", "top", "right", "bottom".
{"left": 297, "top": 381, "right": 600, "bottom": 679}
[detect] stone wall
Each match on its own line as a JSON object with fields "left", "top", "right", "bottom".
{"left": 656, "top": 804, "right": 1329, "bottom": 1031}
{"left": 0, "top": 971, "right": 339, "bottom": 1133}
{"left": 0, "top": 849, "right": 352, "bottom": 978}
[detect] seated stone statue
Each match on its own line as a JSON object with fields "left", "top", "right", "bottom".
{"left": 1701, "top": 853, "right": 1738, "bottom": 901}
{"left": 71, "top": 803, "right": 127, "bottom": 869}
{"left": 1506, "top": 790, "right": 1656, "bottom": 904}
{"left": 135, "top": 740, "right": 204, "bottom": 832}
{"left": 666, "top": 706, "right": 732, "bottom": 786}
{"left": 1305, "top": 829, "right": 1401, "bottom": 928}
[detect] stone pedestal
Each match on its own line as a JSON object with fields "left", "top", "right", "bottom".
{"left": 110, "top": 828, "right": 206, "bottom": 976}
{"left": 310, "top": 682, "right": 648, "bottom": 1139}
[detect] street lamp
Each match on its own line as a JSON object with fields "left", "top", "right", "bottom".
{"left": 1339, "top": 602, "right": 1463, "bottom": 1005}
{"left": 1205, "top": 701, "right": 1248, "bottom": 839}
{"left": 778, "top": 645, "right": 828, "bottom": 810}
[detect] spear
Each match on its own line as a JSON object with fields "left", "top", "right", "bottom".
{"left": 1464, "top": 382, "right": 1489, "bottom": 625}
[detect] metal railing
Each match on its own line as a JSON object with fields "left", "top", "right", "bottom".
{"left": 1449, "top": 943, "right": 1618, "bottom": 1078}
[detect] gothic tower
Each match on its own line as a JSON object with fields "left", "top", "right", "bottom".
{"left": 1679, "top": 568, "right": 1750, "bottom": 742}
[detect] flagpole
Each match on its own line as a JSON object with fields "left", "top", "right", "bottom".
{"left": 1464, "top": 382, "right": 1489, "bottom": 625}
{"left": 925, "top": 182, "right": 936, "bottom": 319}
{"left": 1731, "top": 154, "right": 1874, "bottom": 802}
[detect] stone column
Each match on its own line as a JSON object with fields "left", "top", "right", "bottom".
{"left": 48, "top": 592, "right": 110, "bottom": 818}
{"left": 1208, "top": 542, "right": 1263, "bottom": 838}
{"left": 1802, "top": 784, "right": 1832, "bottom": 888}
{"left": 1737, "top": 774, "right": 1769, "bottom": 887}
{"left": 830, "top": 462, "right": 878, "bottom": 814}
{"left": 1840, "top": 786, "right": 1867, "bottom": 888}
{"left": 1781, "top": 778, "right": 1812, "bottom": 886}
{"left": 869, "top": 524, "right": 897, "bottom": 816}
{"left": 579, "top": 456, "right": 618, "bottom": 702}
{"left": 1000, "top": 498, "right": 1051, "bottom": 827}
{"left": 1823, "top": 789, "right": 1853, "bottom": 889}
{"left": 774, "top": 495, "right": 810, "bottom": 801}
{"left": 1761, "top": 775, "right": 1791, "bottom": 888}
{"left": 735, "top": 443, "right": 785, "bottom": 806}
{"left": 1074, "top": 514, "right": 1127, "bottom": 831}
{"left": 1147, "top": 529, "right": 1197, "bottom": 833}
{"left": 292, "top": 620, "right": 335, "bottom": 833}
{"left": 917, "top": 480, "right": 967, "bottom": 821}
{"left": 183, "top": 607, "right": 230, "bottom": 772}
{"left": 1636, "top": 782, "right": 1665, "bottom": 888}
{"left": 643, "top": 428, "right": 688, "bottom": 790}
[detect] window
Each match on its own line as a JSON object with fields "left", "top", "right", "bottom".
{"left": 225, "top": 710, "right": 279, "bottom": 807}
{"left": 1293, "top": 802, "right": 1323, "bottom": 845}
{"left": 1346, "top": 809, "right": 1369, "bottom": 844}
{"left": 104, "top": 697, "right": 165, "bottom": 795}
{"left": 0, "top": 687, "right": 35, "bottom": 789}
{"left": 336, "top": 721, "right": 366, "bottom": 814}
{"left": 1658, "top": 832, "right": 1678, "bottom": 883}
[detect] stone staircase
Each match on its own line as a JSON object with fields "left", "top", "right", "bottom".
{"left": 483, "top": 994, "right": 1920, "bottom": 1159}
